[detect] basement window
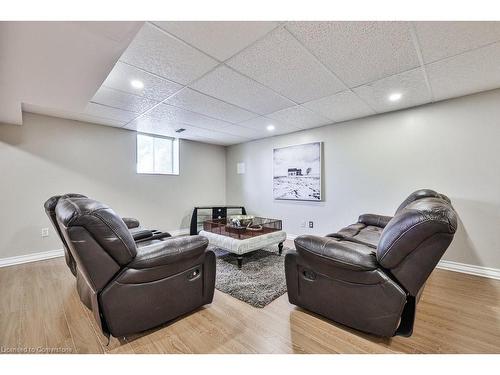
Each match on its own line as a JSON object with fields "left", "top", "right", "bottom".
{"left": 136, "top": 133, "right": 179, "bottom": 175}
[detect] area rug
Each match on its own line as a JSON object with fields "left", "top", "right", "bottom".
{"left": 213, "top": 246, "right": 291, "bottom": 308}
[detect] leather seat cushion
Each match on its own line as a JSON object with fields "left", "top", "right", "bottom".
{"left": 330, "top": 223, "right": 383, "bottom": 247}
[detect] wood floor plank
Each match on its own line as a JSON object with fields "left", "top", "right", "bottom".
{"left": 18, "top": 263, "right": 49, "bottom": 350}
{"left": 41, "top": 260, "right": 75, "bottom": 353}
{"left": 0, "top": 312, "right": 21, "bottom": 350}
{"left": 0, "top": 266, "right": 24, "bottom": 314}
{"left": 1, "top": 254, "right": 499, "bottom": 354}
{"left": 47, "top": 259, "right": 104, "bottom": 354}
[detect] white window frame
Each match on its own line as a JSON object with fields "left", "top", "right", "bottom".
{"left": 136, "top": 133, "right": 179, "bottom": 175}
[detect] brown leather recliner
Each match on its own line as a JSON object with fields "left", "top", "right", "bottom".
{"left": 285, "top": 189, "right": 457, "bottom": 337}
{"left": 44, "top": 194, "right": 171, "bottom": 276}
{"left": 53, "top": 195, "right": 216, "bottom": 337}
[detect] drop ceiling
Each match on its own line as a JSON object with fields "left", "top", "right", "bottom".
{"left": 3, "top": 21, "right": 500, "bottom": 145}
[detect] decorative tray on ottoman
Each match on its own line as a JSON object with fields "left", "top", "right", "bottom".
{"left": 203, "top": 216, "right": 282, "bottom": 240}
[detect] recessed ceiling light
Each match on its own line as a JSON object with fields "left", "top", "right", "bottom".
{"left": 130, "top": 79, "right": 144, "bottom": 90}
{"left": 266, "top": 124, "right": 275, "bottom": 131}
{"left": 388, "top": 92, "right": 402, "bottom": 102}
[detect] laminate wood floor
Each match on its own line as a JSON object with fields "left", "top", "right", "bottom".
{"left": 1, "top": 243, "right": 499, "bottom": 354}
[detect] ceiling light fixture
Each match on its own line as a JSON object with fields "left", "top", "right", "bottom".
{"left": 130, "top": 79, "right": 144, "bottom": 90}
{"left": 388, "top": 92, "right": 402, "bottom": 102}
{"left": 266, "top": 124, "right": 275, "bottom": 131}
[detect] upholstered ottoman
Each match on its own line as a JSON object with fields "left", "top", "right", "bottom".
{"left": 199, "top": 229, "right": 287, "bottom": 269}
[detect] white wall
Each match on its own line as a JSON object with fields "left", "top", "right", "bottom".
{"left": 0, "top": 112, "right": 226, "bottom": 259}
{"left": 226, "top": 89, "right": 500, "bottom": 269}
{"left": 3, "top": 90, "right": 500, "bottom": 269}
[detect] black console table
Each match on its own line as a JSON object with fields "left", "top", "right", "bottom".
{"left": 190, "top": 206, "right": 246, "bottom": 235}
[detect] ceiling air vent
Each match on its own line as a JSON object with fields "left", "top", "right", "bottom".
{"left": 175, "top": 128, "right": 186, "bottom": 133}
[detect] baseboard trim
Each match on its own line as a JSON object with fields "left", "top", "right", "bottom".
{"left": 0, "top": 249, "right": 64, "bottom": 268}
{"left": 286, "top": 233, "right": 500, "bottom": 281}
{"left": 437, "top": 260, "right": 500, "bottom": 280}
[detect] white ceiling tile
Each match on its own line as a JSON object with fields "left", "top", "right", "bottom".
{"left": 126, "top": 118, "right": 178, "bottom": 138}
{"left": 102, "top": 61, "right": 183, "bottom": 101}
{"left": 119, "top": 23, "right": 218, "bottom": 84}
{"left": 219, "top": 124, "right": 263, "bottom": 139}
{"left": 426, "top": 42, "right": 500, "bottom": 101}
{"left": 414, "top": 21, "right": 500, "bottom": 64}
{"left": 84, "top": 102, "right": 137, "bottom": 123}
{"left": 239, "top": 116, "right": 301, "bottom": 135}
{"left": 205, "top": 132, "right": 250, "bottom": 145}
{"left": 165, "top": 88, "right": 257, "bottom": 123}
{"left": 227, "top": 28, "right": 345, "bottom": 103}
{"left": 152, "top": 21, "right": 278, "bottom": 61}
{"left": 353, "top": 68, "right": 432, "bottom": 113}
{"left": 124, "top": 123, "right": 230, "bottom": 146}
{"left": 173, "top": 125, "right": 227, "bottom": 140}
{"left": 182, "top": 134, "right": 246, "bottom": 146}
{"left": 134, "top": 103, "right": 233, "bottom": 131}
{"left": 180, "top": 135, "right": 218, "bottom": 145}
{"left": 286, "top": 21, "right": 419, "bottom": 87}
{"left": 92, "top": 86, "right": 159, "bottom": 113}
{"left": 125, "top": 113, "right": 185, "bottom": 137}
{"left": 303, "top": 90, "right": 375, "bottom": 123}
{"left": 191, "top": 65, "right": 295, "bottom": 114}
{"left": 130, "top": 122, "right": 249, "bottom": 146}
{"left": 179, "top": 135, "right": 215, "bottom": 144}
{"left": 266, "top": 105, "right": 331, "bottom": 129}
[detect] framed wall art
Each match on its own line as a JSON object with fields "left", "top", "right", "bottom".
{"left": 273, "top": 142, "right": 322, "bottom": 201}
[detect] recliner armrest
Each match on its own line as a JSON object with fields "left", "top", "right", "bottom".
{"left": 358, "top": 214, "right": 393, "bottom": 228}
{"left": 134, "top": 231, "right": 171, "bottom": 243}
{"left": 130, "top": 228, "right": 154, "bottom": 241}
{"left": 122, "top": 217, "right": 140, "bottom": 229}
{"left": 294, "top": 235, "right": 378, "bottom": 271}
{"left": 128, "top": 235, "right": 209, "bottom": 269}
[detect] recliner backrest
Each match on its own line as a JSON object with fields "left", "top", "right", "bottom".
{"left": 44, "top": 193, "right": 87, "bottom": 275}
{"left": 377, "top": 196, "right": 457, "bottom": 296}
{"left": 55, "top": 196, "right": 137, "bottom": 292}
{"left": 395, "top": 189, "right": 451, "bottom": 215}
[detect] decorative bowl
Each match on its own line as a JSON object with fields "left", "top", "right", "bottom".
{"left": 228, "top": 215, "right": 254, "bottom": 227}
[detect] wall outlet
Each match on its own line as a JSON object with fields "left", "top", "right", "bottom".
{"left": 41, "top": 228, "right": 49, "bottom": 238}
{"left": 236, "top": 162, "right": 245, "bottom": 174}
{"left": 300, "top": 221, "right": 306, "bottom": 228}
{"left": 308, "top": 221, "right": 314, "bottom": 228}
